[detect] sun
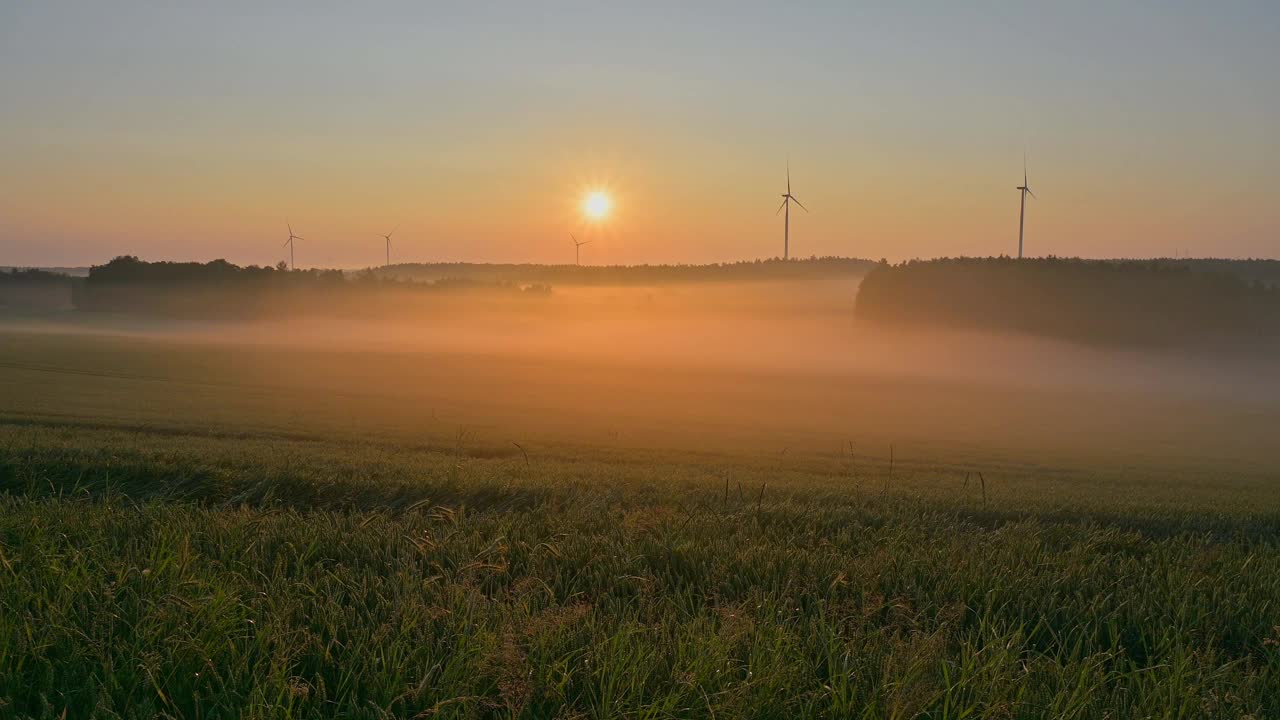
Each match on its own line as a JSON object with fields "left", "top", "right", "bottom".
{"left": 583, "top": 190, "right": 611, "bottom": 220}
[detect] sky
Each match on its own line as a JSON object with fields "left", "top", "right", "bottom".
{"left": 2, "top": 1, "right": 1277, "bottom": 268}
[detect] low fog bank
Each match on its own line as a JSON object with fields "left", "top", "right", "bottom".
{"left": 5, "top": 276, "right": 1279, "bottom": 473}
{"left": 9, "top": 277, "right": 1280, "bottom": 407}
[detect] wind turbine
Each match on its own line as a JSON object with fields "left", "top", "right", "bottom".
{"left": 570, "top": 233, "right": 591, "bottom": 266}
{"left": 284, "top": 222, "right": 304, "bottom": 270}
{"left": 776, "top": 162, "right": 808, "bottom": 259}
{"left": 379, "top": 226, "right": 397, "bottom": 267}
{"left": 1016, "top": 157, "right": 1036, "bottom": 259}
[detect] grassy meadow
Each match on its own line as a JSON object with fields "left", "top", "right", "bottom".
{"left": 2, "top": 285, "right": 1279, "bottom": 718}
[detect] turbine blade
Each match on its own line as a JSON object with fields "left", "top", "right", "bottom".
{"left": 791, "top": 196, "right": 809, "bottom": 213}
{"left": 570, "top": 232, "right": 578, "bottom": 245}
{"left": 1026, "top": 189, "right": 1037, "bottom": 200}
{"left": 283, "top": 239, "right": 291, "bottom": 247}
{"left": 581, "top": 240, "right": 592, "bottom": 246}
{"left": 776, "top": 198, "right": 788, "bottom": 215}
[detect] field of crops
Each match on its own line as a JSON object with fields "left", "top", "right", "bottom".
{"left": 2, "top": 321, "right": 1279, "bottom": 719}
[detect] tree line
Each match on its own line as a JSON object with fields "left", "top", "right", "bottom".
{"left": 70, "top": 256, "right": 549, "bottom": 317}
{"left": 376, "top": 257, "right": 878, "bottom": 285}
{"left": 6, "top": 256, "right": 878, "bottom": 316}
{"left": 855, "top": 257, "right": 1280, "bottom": 350}
{"left": 0, "top": 268, "right": 79, "bottom": 310}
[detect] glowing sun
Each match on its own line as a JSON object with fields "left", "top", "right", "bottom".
{"left": 583, "top": 190, "right": 611, "bottom": 220}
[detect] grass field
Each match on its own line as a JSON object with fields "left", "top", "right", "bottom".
{"left": 2, "top": 302, "right": 1280, "bottom": 718}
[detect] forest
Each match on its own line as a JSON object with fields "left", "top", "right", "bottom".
{"left": 855, "top": 257, "right": 1280, "bottom": 350}
{"left": 68, "top": 256, "right": 549, "bottom": 317}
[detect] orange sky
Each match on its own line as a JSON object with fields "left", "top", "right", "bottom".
{"left": 2, "top": 3, "right": 1277, "bottom": 267}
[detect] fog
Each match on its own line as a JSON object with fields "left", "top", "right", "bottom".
{"left": 4, "top": 277, "right": 1279, "bottom": 471}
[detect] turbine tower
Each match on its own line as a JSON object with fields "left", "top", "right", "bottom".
{"left": 284, "top": 223, "right": 304, "bottom": 270}
{"left": 380, "top": 226, "right": 397, "bottom": 267}
{"left": 570, "top": 233, "right": 591, "bottom": 266}
{"left": 776, "top": 162, "right": 808, "bottom": 259}
{"left": 1016, "top": 158, "right": 1036, "bottom": 259}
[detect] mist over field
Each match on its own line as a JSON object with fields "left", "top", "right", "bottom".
{"left": 6, "top": 272, "right": 1278, "bottom": 472}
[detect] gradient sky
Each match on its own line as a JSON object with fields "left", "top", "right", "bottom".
{"left": 2, "top": 1, "right": 1277, "bottom": 267}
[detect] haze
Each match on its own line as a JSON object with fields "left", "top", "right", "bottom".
{"left": 3, "top": 1, "right": 1278, "bottom": 267}
{"left": 5, "top": 275, "right": 1276, "bottom": 479}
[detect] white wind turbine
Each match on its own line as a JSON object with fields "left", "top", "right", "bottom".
{"left": 379, "top": 226, "right": 397, "bottom": 267}
{"left": 776, "top": 162, "right": 808, "bottom": 259}
{"left": 1016, "top": 157, "right": 1037, "bottom": 259}
{"left": 570, "top": 233, "right": 591, "bottom": 266}
{"left": 284, "top": 222, "right": 304, "bottom": 270}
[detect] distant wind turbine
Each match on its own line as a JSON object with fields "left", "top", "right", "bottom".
{"left": 379, "top": 226, "right": 397, "bottom": 267}
{"left": 776, "top": 162, "right": 808, "bottom": 260}
{"left": 1016, "top": 157, "right": 1036, "bottom": 259}
{"left": 284, "top": 222, "right": 304, "bottom": 270}
{"left": 570, "top": 233, "right": 591, "bottom": 266}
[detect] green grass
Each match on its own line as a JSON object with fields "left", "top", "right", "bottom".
{"left": 2, "top": 425, "right": 1279, "bottom": 719}
{"left": 2, "top": 327, "right": 1279, "bottom": 718}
